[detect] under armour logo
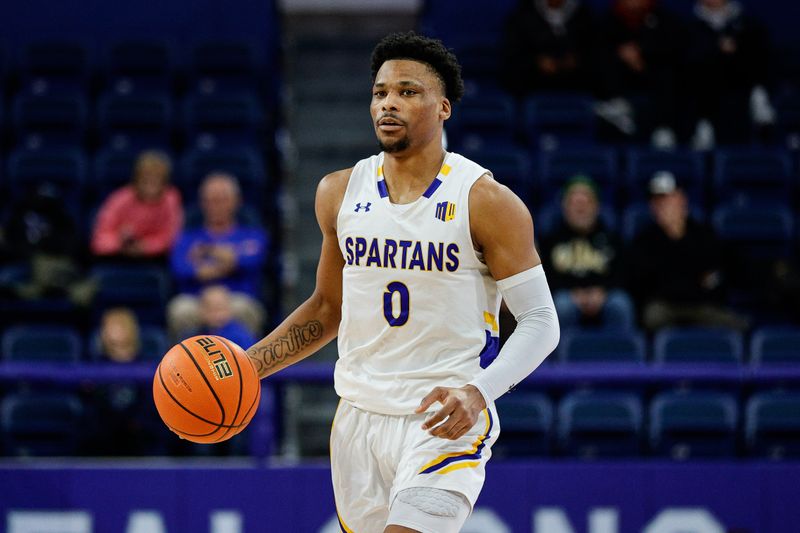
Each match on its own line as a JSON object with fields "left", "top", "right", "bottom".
{"left": 354, "top": 202, "right": 372, "bottom": 213}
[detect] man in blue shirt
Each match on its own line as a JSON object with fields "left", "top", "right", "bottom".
{"left": 167, "top": 173, "right": 268, "bottom": 340}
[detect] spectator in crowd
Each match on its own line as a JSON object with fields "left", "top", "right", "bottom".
{"left": 189, "top": 285, "right": 258, "bottom": 349}
{"left": 686, "top": 0, "right": 773, "bottom": 149}
{"left": 98, "top": 307, "right": 141, "bottom": 363}
{"left": 87, "top": 307, "right": 165, "bottom": 456}
{"left": 594, "top": 0, "right": 685, "bottom": 148}
{"left": 0, "top": 182, "right": 95, "bottom": 306}
{"left": 91, "top": 150, "right": 183, "bottom": 262}
{"left": 540, "top": 176, "right": 633, "bottom": 328}
{"left": 628, "top": 172, "right": 749, "bottom": 331}
{"left": 168, "top": 173, "right": 268, "bottom": 340}
{"left": 502, "top": 0, "right": 596, "bottom": 95}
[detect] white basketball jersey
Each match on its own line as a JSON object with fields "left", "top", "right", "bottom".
{"left": 334, "top": 151, "right": 501, "bottom": 415}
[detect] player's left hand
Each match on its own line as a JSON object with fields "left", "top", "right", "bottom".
{"left": 415, "top": 385, "right": 487, "bottom": 440}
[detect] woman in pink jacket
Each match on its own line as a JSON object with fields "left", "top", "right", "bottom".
{"left": 91, "top": 150, "right": 183, "bottom": 261}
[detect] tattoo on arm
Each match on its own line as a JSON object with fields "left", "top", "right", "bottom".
{"left": 247, "top": 320, "right": 324, "bottom": 375}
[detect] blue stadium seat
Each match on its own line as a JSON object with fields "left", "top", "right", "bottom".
{"left": 91, "top": 148, "right": 137, "bottom": 204}
{"left": 625, "top": 149, "right": 705, "bottom": 205}
{"left": 105, "top": 39, "right": 175, "bottom": 93}
{"left": 6, "top": 148, "right": 87, "bottom": 203}
{"left": 713, "top": 205, "right": 794, "bottom": 260}
{"left": 746, "top": 391, "right": 800, "bottom": 459}
{"left": 18, "top": 40, "right": 90, "bottom": 91}
{"left": 447, "top": 92, "right": 516, "bottom": 150}
{"left": 1, "top": 325, "right": 82, "bottom": 362}
{"left": 460, "top": 146, "right": 533, "bottom": 202}
{"left": 450, "top": 42, "right": 504, "bottom": 89}
{"left": 416, "top": 31, "right": 508, "bottom": 94}
{"left": 558, "top": 391, "right": 643, "bottom": 458}
{"left": 650, "top": 390, "right": 739, "bottom": 458}
{"left": 190, "top": 40, "right": 260, "bottom": 91}
{"left": 1, "top": 391, "right": 84, "bottom": 456}
{"left": 653, "top": 327, "right": 743, "bottom": 364}
{"left": 419, "top": 0, "right": 517, "bottom": 51}
{"left": 179, "top": 147, "right": 267, "bottom": 207}
{"left": 751, "top": 327, "right": 800, "bottom": 364}
{"left": 559, "top": 330, "right": 645, "bottom": 363}
{"left": 713, "top": 149, "right": 793, "bottom": 206}
{"left": 97, "top": 92, "right": 174, "bottom": 150}
{"left": 494, "top": 392, "right": 553, "bottom": 457}
{"left": 523, "top": 94, "right": 596, "bottom": 151}
{"left": 183, "top": 92, "right": 264, "bottom": 149}
{"left": 538, "top": 147, "right": 618, "bottom": 205}
{"left": 621, "top": 203, "right": 654, "bottom": 243}
{"left": 89, "top": 325, "right": 169, "bottom": 362}
{"left": 11, "top": 92, "right": 88, "bottom": 148}
{"left": 92, "top": 266, "right": 170, "bottom": 326}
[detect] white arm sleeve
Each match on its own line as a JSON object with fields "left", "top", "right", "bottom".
{"left": 467, "top": 265, "right": 560, "bottom": 404}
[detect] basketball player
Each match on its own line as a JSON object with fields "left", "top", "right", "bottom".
{"left": 247, "top": 32, "right": 560, "bottom": 533}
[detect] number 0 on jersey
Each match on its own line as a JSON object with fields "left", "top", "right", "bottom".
{"left": 383, "top": 282, "right": 410, "bottom": 326}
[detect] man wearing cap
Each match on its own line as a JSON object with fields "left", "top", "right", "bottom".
{"left": 628, "top": 171, "right": 748, "bottom": 331}
{"left": 540, "top": 175, "right": 633, "bottom": 329}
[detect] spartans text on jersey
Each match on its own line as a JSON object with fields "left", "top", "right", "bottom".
{"left": 343, "top": 237, "right": 459, "bottom": 272}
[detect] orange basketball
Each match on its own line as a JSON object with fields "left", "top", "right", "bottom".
{"left": 153, "top": 335, "right": 261, "bottom": 444}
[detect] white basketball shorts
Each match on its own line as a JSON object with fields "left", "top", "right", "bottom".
{"left": 330, "top": 399, "right": 500, "bottom": 533}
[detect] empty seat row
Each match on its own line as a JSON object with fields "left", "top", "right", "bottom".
{"left": 0, "top": 387, "right": 248, "bottom": 457}
{"left": 1, "top": 391, "right": 84, "bottom": 457}
{"left": 0, "top": 39, "right": 273, "bottom": 90}
{"left": 558, "top": 327, "right": 800, "bottom": 365}
{"left": 1, "top": 388, "right": 797, "bottom": 458}
{"left": 461, "top": 145, "right": 800, "bottom": 208}
{"left": 2, "top": 323, "right": 797, "bottom": 366}
{"left": 496, "top": 389, "right": 800, "bottom": 460}
{"left": 0, "top": 91, "right": 268, "bottom": 151}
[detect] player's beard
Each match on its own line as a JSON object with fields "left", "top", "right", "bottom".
{"left": 378, "top": 135, "right": 410, "bottom": 153}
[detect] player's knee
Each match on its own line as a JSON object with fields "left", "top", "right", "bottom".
{"left": 387, "top": 487, "right": 470, "bottom": 533}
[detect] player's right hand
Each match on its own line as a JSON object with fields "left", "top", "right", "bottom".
{"left": 415, "top": 385, "right": 487, "bottom": 440}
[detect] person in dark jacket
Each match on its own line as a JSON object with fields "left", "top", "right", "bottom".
{"left": 502, "top": 0, "right": 596, "bottom": 95}
{"left": 685, "top": 0, "right": 773, "bottom": 148}
{"left": 594, "top": 0, "right": 685, "bottom": 146}
{"left": 0, "top": 182, "right": 94, "bottom": 306}
{"left": 628, "top": 172, "right": 748, "bottom": 331}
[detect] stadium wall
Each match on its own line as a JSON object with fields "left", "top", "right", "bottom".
{"left": 1, "top": 461, "right": 798, "bottom": 532}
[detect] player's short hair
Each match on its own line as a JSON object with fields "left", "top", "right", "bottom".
{"left": 370, "top": 31, "right": 464, "bottom": 103}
